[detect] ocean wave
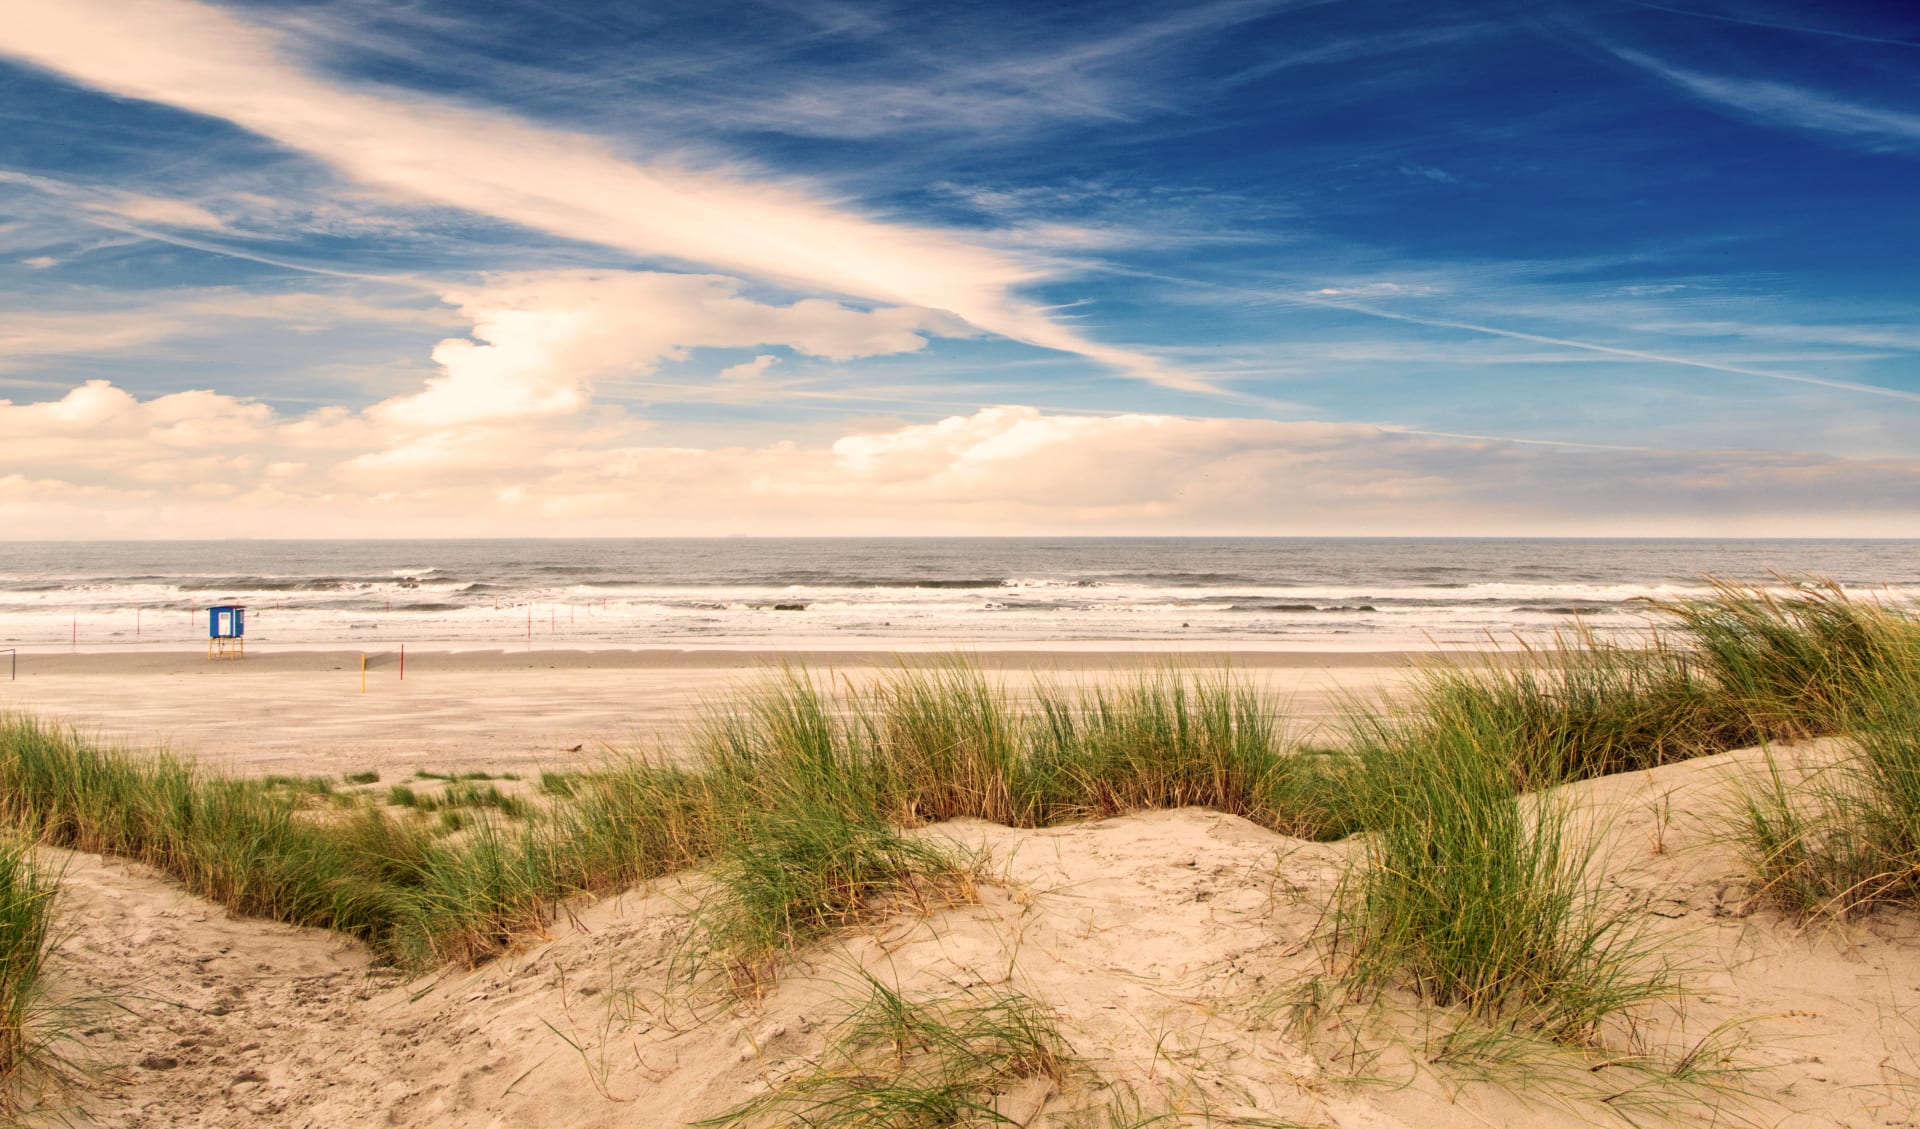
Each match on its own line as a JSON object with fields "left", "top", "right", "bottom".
{"left": 1228, "top": 602, "right": 1378, "bottom": 612}
{"left": 176, "top": 576, "right": 360, "bottom": 592}
{"left": 1107, "top": 571, "right": 1262, "bottom": 585}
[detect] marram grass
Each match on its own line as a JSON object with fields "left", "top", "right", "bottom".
{"left": 1738, "top": 682, "right": 1920, "bottom": 918}
{"left": 1654, "top": 576, "right": 1920, "bottom": 739}
{"left": 1329, "top": 706, "right": 1675, "bottom": 1045}
{"left": 0, "top": 577, "right": 1907, "bottom": 998}
{"left": 0, "top": 839, "right": 63, "bottom": 1118}
{"left": 699, "top": 971, "right": 1070, "bottom": 1129}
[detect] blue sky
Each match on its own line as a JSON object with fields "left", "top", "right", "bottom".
{"left": 2, "top": 0, "right": 1917, "bottom": 536}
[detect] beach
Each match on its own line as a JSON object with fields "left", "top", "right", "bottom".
{"left": 0, "top": 647, "right": 1424, "bottom": 776}
{"left": 5, "top": 0, "right": 1914, "bottom": 1117}
{"left": 4, "top": 569, "right": 1920, "bottom": 1129}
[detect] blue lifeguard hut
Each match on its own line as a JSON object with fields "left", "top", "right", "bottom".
{"left": 208, "top": 604, "right": 246, "bottom": 660}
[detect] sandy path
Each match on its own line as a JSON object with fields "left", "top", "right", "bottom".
{"left": 0, "top": 649, "right": 1425, "bottom": 776}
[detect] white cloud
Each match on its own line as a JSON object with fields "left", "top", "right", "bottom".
{"left": 20, "top": 256, "right": 57, "bottom": 270}
{"left": 0, "top": 286, "right": 457, "bottom": 368}
{"left": 369, "top": 270, "right": 962, "bottom": 431}
{"left": 91, "top": 193, "right": 227, "bottom": 231}
{"left": 0, "top": 0, "right": 1196, "bottom": 388}
{"left": 4, "top": 384, "right": 1920, "bottom": 538}
{"left": 718, "top": 355, "right": 780, "bottom": 383}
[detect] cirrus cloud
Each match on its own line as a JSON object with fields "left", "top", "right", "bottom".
{"left": 0, "top": 0, "right": 1196, "bottom": 389}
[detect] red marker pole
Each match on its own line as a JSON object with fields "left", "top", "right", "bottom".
{"left": 526, "top": 609, "right": 532, "bottom": 647}
{"left": 400, "top": 644, "right": 405, "bottom": 681}
{"left": 136, "top": 608, "right": 141, "bottom": 638}
{"left": 550, "top": 608, "right": 556, "bottom": 633}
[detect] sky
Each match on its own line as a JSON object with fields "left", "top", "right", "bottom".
{"left": 1, "top": 0, "right": 1917, "bottom": 538}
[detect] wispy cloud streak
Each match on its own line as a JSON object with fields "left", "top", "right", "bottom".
{"left": 0, "top": 0, "right": 1200, "bottom": 389}
{"left": 1611, "top": 49, "right": 1920, "bottom": 148}
{"left": 1616, "top": 2, "right": 1920, "bottom": 50}
{"left": 1121, "top": 268, "right": 1920, "bottom": 404}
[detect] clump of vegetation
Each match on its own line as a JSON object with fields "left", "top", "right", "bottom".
{"left": 1397, "top": 638, "right": 1752, "bottom": 792}
{"left": 0, "top": 840, "right": 66, "bottom": 1118}
{"left": 847, "top": 662, "right": 1314, "bottom": 835}
{"left": 1740, "top": 685, "right": 1920, "bottom": 918}
{"left": 697, "top": 817, "right": 972, "bottom": 988}
{"left": 1654, "top": 577, "right": 1920, "bottom": 739}
{"left": 260, "top": 773, "right": 337, "bottom": 796}
{"left": 415, "top": 782, "right": 532, "bottom": 820}
{"left": 0, "top": 718, "right": 418, "bottom": 948}
{"left": 387, "top": 780, "right": 532, "bottom": 821}
{"left": 677, "top": 673, "right": 980, "bottom": 985}
{"left": 701, "top": 972, "right": 1070, "bottom": 1129}
{"left": 1329, "top": 705, "right": 1675, "bottom": 1045}
{"left": 343, "top": 770, "right": 381, "bottom": 785}
{"left": 395, "top": 820, "right": 554, "bottom": 967}
{"left": 1023, "top": 670, "right": 1302, "bottom": 828}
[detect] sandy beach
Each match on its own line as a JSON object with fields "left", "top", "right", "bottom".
{"left": 5, "top": 0, "right": 1914, "bottom": 1116}
{"left": 0, "top": 647, "right": 1429, "bottom": 776}
{"left": 0, "top": 587, "right": 1912, "bottom": 1121}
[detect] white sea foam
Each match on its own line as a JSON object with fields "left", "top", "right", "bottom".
{"left": 2, "top": 539, "right": 1915, "bottom": 652}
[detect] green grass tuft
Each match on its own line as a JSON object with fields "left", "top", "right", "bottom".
{"left": 0, "top": 840, "right": 64, "bottom": 1117}
{"left": 1331, "top": 705, "right": 1674, "bottom": 1045}
{"left": 260, "top": 773, "right": 336, "bottom": 796}
{"left": 1739, "top": 683, "right": 1920, "bottom": 917}
{"left": 699, "top": 972, "right": 1070, "bottom": 1128}
{"left": 1396, "top": 637, "right": 1753, "bottom": 792}
{"left": 1655, "top": 577, "right": 1920, "bottom": 739}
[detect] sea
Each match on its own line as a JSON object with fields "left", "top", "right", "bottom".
{"left": 1, "top": 539, "right": 1916, "bottom": 653}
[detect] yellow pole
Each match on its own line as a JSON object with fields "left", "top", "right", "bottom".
{"left": 360, "top": 653, "right": 366, "bottom": 694}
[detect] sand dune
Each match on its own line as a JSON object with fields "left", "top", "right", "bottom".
{"left": 37, "top": 741, "right": 1920, "bottom": 1128}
